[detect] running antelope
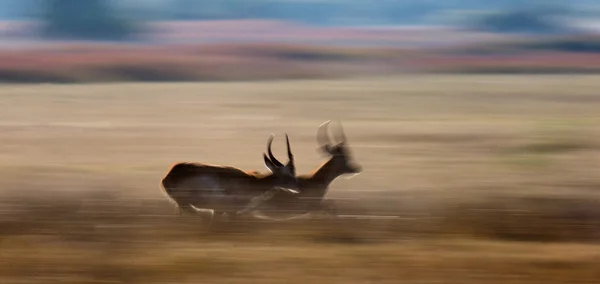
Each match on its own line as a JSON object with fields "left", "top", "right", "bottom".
{"left": 161, "top": 133, "right": 299, "bottom": 225}
{"left": 254, "top": 120, "right": 363, "bottom": 218}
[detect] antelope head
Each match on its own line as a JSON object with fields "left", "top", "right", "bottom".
{"left": 263, "top": 133, "right": 299, "bottom": 193}
{"left": 317, "top": 120, "right": 362, "bottom": 177}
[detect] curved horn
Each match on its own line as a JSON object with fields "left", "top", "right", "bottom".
{"left": 285, "top": 133, "right": 294, "bottom": 162}
{"left": 334, "top": 119, "right": 347, "bottom": 143}
{"left": 317, "top": 120, "right": 332, "bottom": 147}
{"left": 267, "top": 134, "right": 284, "bottom": 167}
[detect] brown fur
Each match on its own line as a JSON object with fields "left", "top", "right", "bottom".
{"left": 161, "top": 162, "right": 289, "bottom": 196}
{"left": 160, "top": 134, "right": 298, "bottom": 224}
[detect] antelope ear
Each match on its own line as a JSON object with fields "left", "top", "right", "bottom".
{"left": 263, "top": 153, "right": 277, "bottom": 173}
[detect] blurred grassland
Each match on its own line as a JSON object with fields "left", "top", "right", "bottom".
{"left": 1, "top": 75, "right": 600, "bottom": 283}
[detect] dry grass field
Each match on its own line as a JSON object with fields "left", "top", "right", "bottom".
{"left": 2, "top": 75, "right": 600, "bottom": 283}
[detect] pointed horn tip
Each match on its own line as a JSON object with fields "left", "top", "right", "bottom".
{"left": 266, "top": 134, "right": 275, "bottom": 145}
{"left": 285, "top": 133, "right": 293, "bottom": 158}
{"left": 267, "top": 132, "right": 283, "bottom": 167}
{"left": 319, "top": 120, "right": 332, "bottom": 128}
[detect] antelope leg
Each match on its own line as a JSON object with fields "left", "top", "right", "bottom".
{"left": 235, "top": 188, "right": 280, "bottom": 215}
{"left": 189, "top": 205, "right": 216, "bottom": 227}
{"left": 320, "top": 199, "right": 338, "bottom": 216}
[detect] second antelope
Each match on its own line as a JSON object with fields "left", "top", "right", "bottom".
{"left": 253, "top": 120, "right": 363, "bottom": 219}
{"left": 161, "top": 133, "right": 299, "bottom": 225}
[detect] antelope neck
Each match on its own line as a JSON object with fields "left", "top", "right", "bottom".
{"left": 306, "top": 158, "right": 340, "bottom": 188}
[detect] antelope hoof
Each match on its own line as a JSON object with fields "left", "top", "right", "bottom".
{"left": 321, "top": 200, "right": 338, "bottom": 217}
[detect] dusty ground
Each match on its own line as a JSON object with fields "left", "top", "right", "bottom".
{"left": 1, "top": 75, "right": 600, "bottom": 283}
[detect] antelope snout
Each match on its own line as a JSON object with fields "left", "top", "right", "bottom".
{"left": 349, "top": 163, "right": 363, "bottom": 174}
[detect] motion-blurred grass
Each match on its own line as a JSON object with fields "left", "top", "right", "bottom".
{"left": 1, "top": 75, "right": 600, "bottom": 283}
{"left": 2, "top": 188, "right": 600, "bottom": 283}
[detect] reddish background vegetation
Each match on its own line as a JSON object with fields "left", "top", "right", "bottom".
{"left": 0, "top": 43, "right": 410, "bottom": 82}
{"left": 3, "top": 44, "right": 600, "bottom": 83}
{"left": 1, "top": 20, "right": 600, "bottom": 82}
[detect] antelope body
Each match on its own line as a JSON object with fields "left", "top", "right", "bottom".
{"left": 161, "top": 134, "right": 299, "bottom": 224}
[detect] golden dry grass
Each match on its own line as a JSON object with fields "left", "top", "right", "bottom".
{"left": 1, "top": 75, "right": 600, "bottom": 283}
